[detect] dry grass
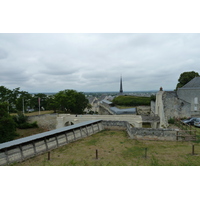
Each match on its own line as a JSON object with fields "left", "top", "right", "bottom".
{"left": 15, "top": 127, "right": 47, "bottom": 139}
{"left": 14, "top": 130, "right": 200, "bottom": 166}
{"left": 25, "top": 110, "right": 55, "bottom": 116}
{"left": 10, "top": 110, "right": 54, "bottom": 116}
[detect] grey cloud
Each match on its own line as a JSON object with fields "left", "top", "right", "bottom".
{"left": 0, "top": 48, "right": 8, "bottom": 59}
{"left": 1, "top": 33, "right": 200, "bottom": 92}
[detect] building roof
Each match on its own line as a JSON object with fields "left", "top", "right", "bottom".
{"left": 180, "top": 77, "right": 200, "bottom": 89}
{"left": 101, "top": 99, "right": 113, "bottom": 105}
{"left": 110, "top": 107, "right": 136, "bottom": 115}
{"left": 87, "top": 96, "right": 97, "bottom": 104}
{"left": 98, "top": 95, "right": 107, "bottom": 102}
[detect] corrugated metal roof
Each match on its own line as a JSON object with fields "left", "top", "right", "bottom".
{"left": 102, "top": 99, "right": 113, "bottom": 105}
{"left": 0, "top": 120, "right": 102, "bottom": 150}
{"left": 110, "top": 107, "right": 136, "bottom": 115}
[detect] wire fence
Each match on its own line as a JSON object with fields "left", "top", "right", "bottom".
{"left": 174, "top": 119, "right": 197, "bottom": 141}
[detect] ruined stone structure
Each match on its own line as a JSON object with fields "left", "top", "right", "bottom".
{"left": 153, "top": 77, "right": 200, "bottom": 126}
{"left": 0, "top": 120, "right": 186, "bottom": 166}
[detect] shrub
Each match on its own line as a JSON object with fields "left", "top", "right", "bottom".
{"left": 18, "top": 121, "right": 38, "bottom": 129}
{"left": 0, "top": 103, "right": 17, "bottom": 143}
{"left": 12, "top": 113, "right": 38, "bottom": 129}
{"left": 168, "top": 117, "right": 175, "bottom": 124}
{"left": 12, "top": 113, "right": 28, "bottom": 125}
{"left": 150, "top": 95, "right": 156, "bottom": 102}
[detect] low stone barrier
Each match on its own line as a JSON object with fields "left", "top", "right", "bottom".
{"left": 0, "top": 120, "right": 103, "bottom": 166}
{"left": 101, "top": 121, "right": 180, "bottom": 141}
{"left": 130, "top": 128, "right": 177, "bottom": 141}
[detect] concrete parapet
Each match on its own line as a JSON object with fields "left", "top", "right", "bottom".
{"left": 0, "top": 120, "right": 103, "bottom": 166}
{"left": 57, "top": 114, "right": 143, "bottom": 128}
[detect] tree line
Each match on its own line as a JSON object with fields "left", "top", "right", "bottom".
{"left": 0, "top": 86, "right": 89, "bottom": 143}
{"left": 0, "top": 86, "right": 89, "bottom": 114}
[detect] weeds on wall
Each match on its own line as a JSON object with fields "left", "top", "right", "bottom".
{"left": 12, "top": 113, "right": 38, "bottom": 129}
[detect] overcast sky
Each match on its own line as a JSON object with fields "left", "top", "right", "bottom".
{"left": 1, "top": 33, "right": 200, "bottom": 93}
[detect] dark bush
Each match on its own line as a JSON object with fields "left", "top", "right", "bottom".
{"left": 18, "top": 121, "right": 38, "bottom": 129}
{"left": 150, "top": 95, "right": 156, "bottom": 102}
{"left": 0, "top": 103, "right": 18, "bottom": 143}
{"left": 12, "top": 113, "right": 38, "bottom": 129}
{"left": 12, "top": 113, "right": 28, "bottom": 125}
{"left": 168, "top": 118, "right": 175, "bottom": 124}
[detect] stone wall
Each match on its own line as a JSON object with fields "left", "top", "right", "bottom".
{"left": 27, "top": 114, "right": 58, "bottom": 130}
{"left": 162, "top": 91, "right": 191, "bottom": 119}
{"left": 101, "top": 120, "right": 179, "bottom": 141}
{"left": 129, "top": 127, "right": 177, "bottom": 141}
{"left": 136, "top": 106, "right": 151, "bottom": 115}
{"left": 98, "top": 104, "right": 113, "bottom": 115}
{"left": 57, "top": 114, "right": 143, "bottom": 128}
{"left": 26, "top": 113, "right": 144, "bottom": 130}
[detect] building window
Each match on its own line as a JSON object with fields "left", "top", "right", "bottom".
{"left": 194, "top": 97, "right": 198, "bottom": 104}
{"left": 194, "top": 97, "right": 198, "bottom": 111}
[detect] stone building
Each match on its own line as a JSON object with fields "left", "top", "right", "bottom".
{"left": 153, "top": 77, "right": 200, "bottom": 128}
{"left": 177, "top": 76, "right": 200, "bottom": 116}
{"left": 85, "top": 96, "right": 98, "bottom": 113}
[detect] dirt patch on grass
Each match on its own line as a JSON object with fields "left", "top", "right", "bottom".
{"left": 15, "top": 127, "right": 48, "bottom": 139}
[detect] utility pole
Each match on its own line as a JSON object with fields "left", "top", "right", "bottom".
{"left": 22, "top": 98, "right": 25, "bottom": 114}
{"left": 38, "top": 97, "right": 40, "bottom": 115}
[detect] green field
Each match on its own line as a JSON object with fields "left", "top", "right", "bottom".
{"left": 13, "top": 129, "right": 200, "bottom": 166}
{"left": 112, "top": 95, "right": 151, "bottom": 106}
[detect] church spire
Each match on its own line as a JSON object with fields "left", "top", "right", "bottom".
{"left": 119, "top": 75, "right": 123, "bottom": 94}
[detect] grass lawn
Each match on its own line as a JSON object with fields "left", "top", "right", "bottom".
{"left": 13, "top": 129, "right": 200, "bottom": 166}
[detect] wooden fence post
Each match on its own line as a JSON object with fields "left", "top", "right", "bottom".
{"left": 48, "top": 151, "right": 51, "bottom": 160}
{"left": 192, "top": 145, "right": 195, "bottom": 155}
{"left": 176, "top": 131, "right": 178, "bottom": 141}
{"left": 96, "top": 149, "right": 98, "bottom": 159}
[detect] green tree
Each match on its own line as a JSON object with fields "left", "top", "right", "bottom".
{"left": 16, "top": 91, "right": 33, "bottom": 112}
{"left": 74, "top": 92, "right": 89, "bottom": 114}
{"left": 54, "top": 89, "right": 89, "bottom": 114}
{"left": 0, "top": 102, "right": 17, "bottom": 143}
{"left": 176, "top": 71, "right": 199, "bottom": 90}
{"left": 32, "top": 93, "right": 48, "bottom": 111}
{"left": 46, "top": 95, "right": 59, "bottom": 113}
{"left": 0, "top": 86, "right": 12, "bottom": 102}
